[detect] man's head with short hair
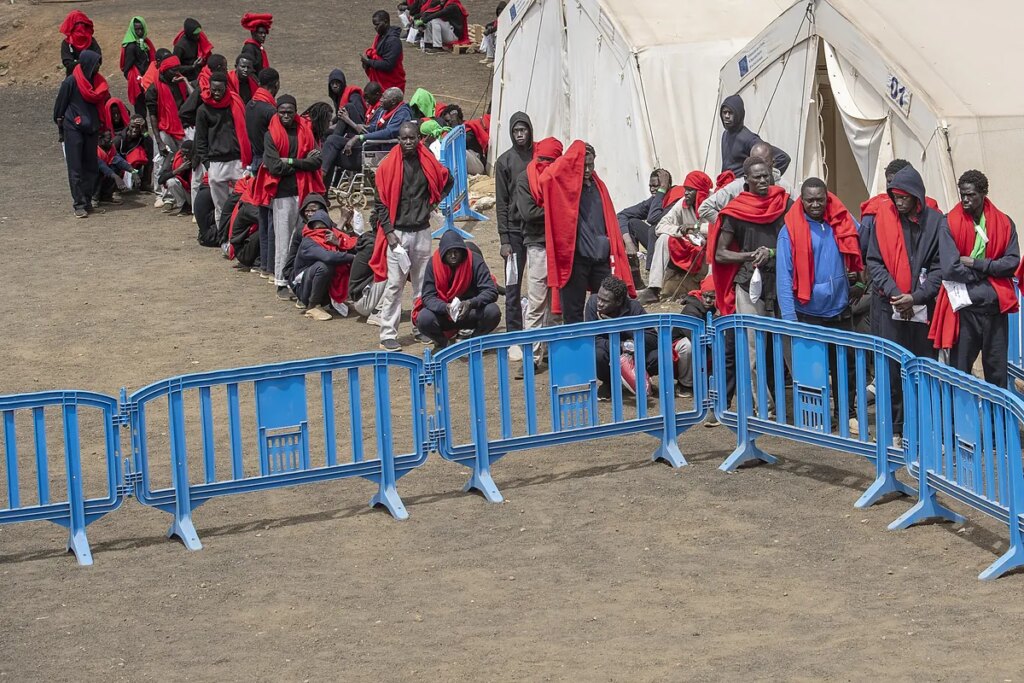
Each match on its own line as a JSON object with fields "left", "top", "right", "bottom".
{"left": 649, "top": 168, "right": 671, "bottom": 194}
{"left": 372, "top": 10, "right": 391, "bottom": 34}
{"left": 208, "top": 71, "right": 228, "bottom": 100}
{"left": 381, "top": 87, "right": 404, "bottom": 111}
{"left": 398, "top": 121, "right": 420, "bottom": 157}
{"left": 99, "top": 129, "right": 113, "bottom": 149}
{"left": 364, "top": 81, "right": 383, "bottom": 106}
{"left": 743, "top": 157, "right": 773, "bottom": 197}
{"left": 441, "top": 104, "right": 464, "bottom": 127}
{"left": 180, "top": 139, "right": 195, "bottom": 155}
{"left": 127, "top": 115, "right": 146, "bottom": 138}
{"left": 749, "top": 141, "right": 774, "bottom": 167}
{"left": 277, "top": 95, "right": 297, "bottom": 127}
{"left": 258, "top": 67, "right": 280, "bottom": 96}
{"left": 800, "top": 177, "right": 828, "bottom": 222}
{"left": 207, "top": 54, "right": 228, "bottom": 73}
{"left": 235, "top": 54, "right": 255, "bottom": 79}
{"left": 884, "top": 158, "right": 911, "bottom": 184}
{"left": 958, "top": 169, "right": 988, "bottom": 219}
{"left": 596, "top": 275, "right": 629, "bottom": 318}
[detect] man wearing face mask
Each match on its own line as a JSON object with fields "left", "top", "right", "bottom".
{"left": 195, "top": 71, "right": 252, "bottom": 224}
{"left": 414, "top": 231, "right": 501, "bottom": 351}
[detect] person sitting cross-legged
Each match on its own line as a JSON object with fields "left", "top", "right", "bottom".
{"left": 413, "top": 231, "right": 501, "bottom": 351}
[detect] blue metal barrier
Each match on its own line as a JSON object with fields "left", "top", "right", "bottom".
{"left": 127, "top": 352, "right": 429, "bottom": 550}
{"left": 432, "top": 124, "right": 487, "bottom": 240}
{"left": 892, "top": 357, "right": 1024, "bottom": 580}
{"left": 1008, "top": 295, "right": 1024, "bottom": 389}
{"left": 712, "top": 315, "right": 915, "bottom": 508}
{"left": 430, "top": 314, "right": 708, "bottom": 502}
{"left": 0, "top": 391, "right": 125, "bottom": 564}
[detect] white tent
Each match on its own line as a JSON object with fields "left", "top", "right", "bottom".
{"left": 715, "top": 0, "right": 1024, "bottom": 221}
{"left": 488, "top": 0, "right": 791, "bottom": 207}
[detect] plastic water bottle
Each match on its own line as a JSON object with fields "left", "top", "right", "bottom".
{"left": 918, "top": 268, "right": 926, "bottom": 287}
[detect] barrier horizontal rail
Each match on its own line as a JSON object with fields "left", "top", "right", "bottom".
{"left": 432, "top": 124, "right": 487, "bottom": 240}
{"left": 711, "top": 315, "right": 915, "bottom": 508}
{"left": 0, "top": 390, "right": 124, "bottom": 565}
{"left": 892, "top": 357, "right": 1024, "bottom": 580}
{"left": 127, "top": 352, "right": 429, "bottom": 550}
{"left": 430, "top": 314, "right": 708, "bottom": 502}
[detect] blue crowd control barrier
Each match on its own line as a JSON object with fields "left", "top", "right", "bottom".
{"left": 712, "top": 315, "right": 915, "bottom": 508}
{"left": 892, "top": 357, "right": 1024, "bottom": 580}
{"left": 0, "top": 390, "right": 125, "bottom": 565}
{"left": 433, "top": 124, "right": 487, "bottom": 240}
{"left": 429, "top": 314, "right": 709, "bottom": 502}
{"left": 1009, "top": 301, "right": 1024, "bottom": 389}
{"left": 127, "top": 352, "right": 429, "bottom": 550}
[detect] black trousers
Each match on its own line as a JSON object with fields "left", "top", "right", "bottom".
{"left": 595, "top": 339, "right": 658, "bottom": 384}
{"left": 797, "top": 310, "right": 856, "bottom": 417}
{"left": 951, "top": 309, "right": 1009, "bottom": 389}
{"left": 504, "top": 232, "right": 527, "bottom": 332}
{"left": 561, "top": 257, "right": 611, "bottom": 324}
{"left": 131, "top": 93, "right": 147, "bottom": 118}
{"left": 94, "top": 174, "right": 118, "bottom": 202}
{"left": 871, "top": 297, "right": 937, "bottom": 434}
{"left": 624, "top": 218, "right": 655, "bottom": 270}
{"left": 297, "top": 262, "right": 336, "bottom": 307}
{"left": 416, "top": 303, "right": 502, "bottom": 347}
{"left": 64, "top": 127, "right": 98, "bottom": 211}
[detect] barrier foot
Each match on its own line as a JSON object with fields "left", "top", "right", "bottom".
{"left": 464, "top": 469, "right": 503, "bottom": 503}
{"left": 719, "top": 440, "right": 776, "bottom": 472}
{"left": 431, "top": 224, "right": 474, "bottom": 240}
{"left": 887, "top": 496, "right": 965, "bottom": 531}
{"left": 370, "top": 485, "right": 409, "bottom": 520}
{"left": 168, "top": 515, "right": 203, "bottom": 551}
{"left": 855, "top": 473, "right": 914, "bottom": 509}
{"left": 980, "top": 545, "right": 1024, "bottom": 581}
{"left": 651, "top": 440, "right": 687, "bottom": 468}
{"left": 66, "top": 529, "right": 93, "bottom": 566}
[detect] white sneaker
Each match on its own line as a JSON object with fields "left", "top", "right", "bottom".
{"left": 508, "top": 345, "right": 523, "bottom": 362}
{"left": 153, "top": 197, "right": 165, "bottom": 208}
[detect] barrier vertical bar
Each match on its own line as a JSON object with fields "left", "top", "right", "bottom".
{"left": 720, "top": 324, "right": 776, "bottom": 471}
{"left": 167, "top": 387, "right": 202, "bottom": 550}
{"left": 497, "top": 349, "right": 512, "bottom": 439}
{"left": 523, "top": 351, "right": 538, "bottom": 436}
{"left": 635, "top": 330, "right": 648, "bottom": 420}
{"left": 348, "top": 367, "right": 365, "bottom": 463}
{"left": 652, "top": 323, "right": 685, "bottom": 467}
{"left": 432, "top": 125, "right": 485, "bottom": 240}
{"left": 32, "top": 407, "right": 50, "bottom": 505}
{"left": 609, "top": 333, "right": 623, "bottom": 423}
{"left": 199, "top": 387, "right": 216, "bottom": 484}
{"left": 61, "top": 403, "right": 92, "bottom": 565}
{"left": 772, "top": 332, "right": 786, "bottom": 424}
{"left": 465, "top": 347, "right": 502, "bottom": 502}
{"left": 321, "top": 371, "right": 337, "bottom": 467}
{"left": 226, "top": 384, "right": 243, "bottom": 480}
{"left": 369, "top": 363, "right": 408, "bottom": 519}
{"left": 856, "top": 352, "right": 913, "bottom": 508}
{"left": 4, "top": 410, "right": 19, "bottom": 509}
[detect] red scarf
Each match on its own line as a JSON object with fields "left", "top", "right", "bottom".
{"left": 72, "top": 64, "right": 111, "bottom": 132}
{"left": 303, "top": 226, "right": 358, "bottom": 301}
{"left": 253, "top": 115, "right": 325, "bottom": 206}
{"left": 251, "top": 87, "right": 277, "bottom": 108}
{"left": 60, "top": 11, "right": 94, "bottom": 52}
{"left": 373, "top": 101, "right": 403, "bottom": 131}
{"left": 141, "top": 60, "right": 159, "bottom": 92}
{"left": 369, "top": 144, "right": 451, "bottom": 282}
{"left": 364, "top": 33, "right": 406, "bottom": 92}
{"left": 340, "top": 86, "right": 364, "bottom": 109}
{"left": 861, "top": 192, "right": 941, "bottom": 217}
{"left": 171, "top": 149, "right": 192, "bottom": 193}
{"left": 666, "top": 170, "right": 713, "bottom": 271}
{"left": 174, "top": 30, "right": 214, "bottom": 61}
{"left": 125, "top": 143, "right": 149, "bottom": 168}
{"left": 540, "top": 140, "right": 636, "bottom": 297}
{"left": 97, "top": 145, "right": 116, "bottom": 166}
{"left": 199, "top": 89, "right": 253, "bottom": 167}
{"left": 198, "top": 66, "right": 213, "bottom": 100}
{"left": 715, "top": 170, "right": 736, "bottom": 191}
{"left": 872, "top": 199, "right": 914, "bottom": 294}
{"left": 154, "top": 57, "right": 187, "bottom": 140}
{"left": 105, "top": 98, "right": 130, "bottom": 132}
{"left": 227, "top": 70, "right": 258, "bottom": 101}
{"left": 243, "top": 38, "right": 270, "bottom": 70}
{"left": 785, "top": 192, "right": 863, "bottom": 305}
{"left": 119, "top": 38, "right": 155, "bottom": 103}
{"left": 465, "top": 115, "right": 490, "bottom": 151}
{"left": 929, "top": 199, "right": 1019, "bottom": 349}
{"left": 526, "top": 137, "right": 563, "bottom": 205}
{"left": 412, "top": 249, "right": 474, "bottom": 329}
{"left": 707, "top": 185, "right": 789, "bottom": 314}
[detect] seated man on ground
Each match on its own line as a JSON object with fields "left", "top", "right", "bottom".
{"left": 114, "top": 115, "right": 154, "bottom": 189}
{"left": 223, "top": 176, "right": 261, "bottom": 259}
{"left": 193, "top": 174, "right": 218, "bottom": 248}
{"left": 349, "top": 203, "right": 390, "bottom": 323}
{"left": 413, "top": 231, "right": 501, "bottom": 351}
{"left": 585, "top": 275, "right": 659, "bottom": 400}
{"left": 95, "top": 130, "right": 137, "bottom": 206}
{"left": 290, "top": 208, "right": 357, "bottom": 321}
{"left": 418, "top": 0, "right": 469, "bottom": 53}
{"left": 157, "top": 139, "right": 195, "bottom": 216}
{"left": 439, "top": 104, "right": 485, "bottom": 174}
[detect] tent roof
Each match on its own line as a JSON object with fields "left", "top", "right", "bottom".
{"left": 602, "top": 0, "right": 791, "bottom": 50}
{"left": 822, "top": 0, "right": 1024, "bottom": 119}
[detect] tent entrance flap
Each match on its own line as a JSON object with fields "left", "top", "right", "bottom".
{"left": 816, "top": 40, "right": 870, "bottom": 211}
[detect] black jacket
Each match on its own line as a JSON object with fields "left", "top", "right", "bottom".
{"left": 53, "top": 50, "right": 103, "bottom": 135}
{"left": 262, "top": 125, "right": 321, "bottom": 198}
{"left": 584, "top": 296, "right": 658, "bottom": 352}
{"left": 363, "top": 27, "right": 403, "bottom": 72}
{"left": 514, "top": 172, "right": 546, "bottom": 247}
{"left": 720, "top": 94, "right": 790, "bottom": 177}
{"left": 865, "top": 165, "right": 945, "bottom": 311}
{"left": 246, "top": 98, "right": 277, "bottom": 160}
{"left": 121, "top": 42, "right": 151, "bottom": 79}
{"left": 938, "top": 210, "right": 1019, "bottom": 312}
{"left": 421, "top": 1, "right": 466, "bottom": 38}
{"left": 494, "top": 111, "right": 534, "bottom": 246}
{"left": 420, "top": 232, "right": 498, "bottom": 317}
{"left": 173, "top": 20, "right": 205, "bottom": 80}
{"left": 195, "top": 103, "right": 242, "bottom": 164}
{"left": 239, "top": 42, "right": 266, "bottom": 72}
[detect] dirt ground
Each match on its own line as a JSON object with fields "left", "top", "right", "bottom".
{"left": 2, "top": 0, "right": 1024, "bottom": 680}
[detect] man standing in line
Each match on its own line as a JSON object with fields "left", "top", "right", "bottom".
{"left": 370, "top": 121, "right": 454, "bottom": 351}
{"left": 930, "top": 170, "right": 1019, "bottom": 388}
{"left": 246, "top": 67, "right": 280, "bottom": 278}
{"left": 494, "top": 112, "right": 534, "bottom": 341}
{"left": 362, "top": 11, "right": 406, "bottom": 94}
{"left": 195, "top": 71, "right": 251, "bottom": 223}
{"left": 240, "top": 13, "right": 273, "bottom": 70}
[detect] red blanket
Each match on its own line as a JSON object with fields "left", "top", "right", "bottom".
{"left": 929, "top": 199, "right": 1018, "bottom": 349}
{"left": 72, "top": 63, "right": 111, "bottom": 132}
{"left": 861, "top": 192, "right": 941, "bottom": 218}
{"left": 363, "top": 33, "right": 406, "bottom": 93}
{"left": 199, "top": 89, "right": 253, "bottom": 167}
{"left": 227, "top": 70, "right": 258, "bottom": 99}
{"left": 465, "top": 115, "right": 490, "bottom": 152}
{"left": 369, "top": 143, "right": 451, "bottom": 282}
{"left": 119, "top": 38, "right": 155, "bottom": 104}
{"left": 412, "top": 249, "right": 473, "bottom": 329}
{"left": 303, "top": 226, "right": 358, "bottom": 302}
{"left": 173, "top": 29, "right": 213, "bottom": 61}
{"left": 706, "top": 185, "right": 788, "bottom": 314}
{"left": 785, "top": 192, "right": 862, "bottom": 305}
{"left": 872, "top": 199, "right": 913, "bottom": 294}
{"left": 667, "top": 170, "right": 713, "bottom": 270}
{"left": 253, "top": 115, "right": 325, "bottom": 206}
{"left": 60, "top": 11, "right": 94, "bottom": 52}
{"left": 154, "top": 57, "right": 187, "bottom": 140}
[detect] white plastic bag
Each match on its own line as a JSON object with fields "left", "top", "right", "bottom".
{"left": 447, "top": 296, "right": 463, "bottom": 321}
{"left": 748, "top": 266, "right": 763, "bottom": 304}
{"left": 505, "top": 253, "right": 519, "bottom": 287}
{"left": 393, "top": 245, "right": 411, "bottom": 275}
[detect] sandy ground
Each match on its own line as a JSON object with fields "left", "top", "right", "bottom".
{"left": 2, "top": 1, "right": 1024, "bottom": 680}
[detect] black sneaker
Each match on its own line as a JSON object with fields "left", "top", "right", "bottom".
{"left": 74, "top": 208, "right": 88, "bottom": 218}
{"left": 380, "top": 339, "right": 401, "bottom": 351}
{"left": 637, "top": 288, "right": 660, "bottom": 305}
{"left": 276, "top": 286, "right": 294, "bottom": 301}
{"left": 413, "top": 331, "right": 431, "bottom": 345}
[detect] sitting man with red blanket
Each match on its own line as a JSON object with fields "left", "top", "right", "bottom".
{"left": 414, "top": 231, "right": 501, "bottom": 350}
{"left": 94, "top": 129, "right": 136, "bottom": 206}
{"left": 540, "top": 140, "right": 635, "bottom": 324}
{"left": 290, "top": 208, "right": 357, "bottom": 321}
{"left": 929, "top": 170, "right": 1019, "bottom": 388}
{"left": 864, "top": 164, "right": 944, "bottom": 438}
{"left": 115, "top": 115, "right": 154, "bottom": 189}
{"left": 371, "top": 121, "right": 454, "bottom": 351}
{"left": 362, "top": 10, "right": 406, "bottom": 94}
{"left": 417, "top": 0, "right": 469, "bottom": 53}
{"left": 638, "top": 170, "right": 714, "bottom": 304}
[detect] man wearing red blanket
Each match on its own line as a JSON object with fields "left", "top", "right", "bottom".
{"left": 414, "top": 231, "right": 501, "bottom": 350}
{"left": 930, "top": 170, "right": 1019, "bottom": 388}
{"left": 195, "top": 71, "right": 251, "bottom": 225}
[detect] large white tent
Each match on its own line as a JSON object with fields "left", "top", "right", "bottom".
{"left": 715, "top": 0, "right": 1024, "bottom": 220}
{"left": 488, "top": 0, "right": 790, "bottom": 206}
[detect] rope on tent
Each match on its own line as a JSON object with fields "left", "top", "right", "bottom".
{"left": 754, "top": 0, "right": 816, "bottom": 136}
{"left": 632, "top": 51, "right": 660, "bottom": 167}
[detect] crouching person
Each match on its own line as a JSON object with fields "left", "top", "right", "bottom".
{"left": 413, "top": 231, "right": 501, "bottom": 351}
{"left": 291, "top": 209, "right": 357, "bottom": 321}
{"left": 587, "top": 275, "right": 659, "bottom": 400}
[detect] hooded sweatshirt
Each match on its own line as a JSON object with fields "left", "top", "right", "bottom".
{"left": 53, "top": 50, "right": 103, "bottom": 135}
{"left": 419, "top": 231, "right": 499, "bottom": 319}
{"left": 720, "top": 94, "right": 791, "bottom": 177}
{"left": 173, "top": 18, "right": 205, "bottom": 80}
{"left": 493, "top": 111, "right": 534, "bottom": 246}
{"left": 865, "top": 165, "right": 944, "bottom": 311}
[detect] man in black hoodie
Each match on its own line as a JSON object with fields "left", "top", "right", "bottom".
{"left": 494, "top": 111, "right": 534, "bottom": 336}
{"left": 865, "top": 164, "right": 944, "bottom": 436}
{"left": 53, "top": 49, "right": 105, "bottom": 218}
{"left": 415, "top": 231, "right": 501, "bottom": 350}
{"left": 720, "top": 94, "right": 790, "bottom": 177}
